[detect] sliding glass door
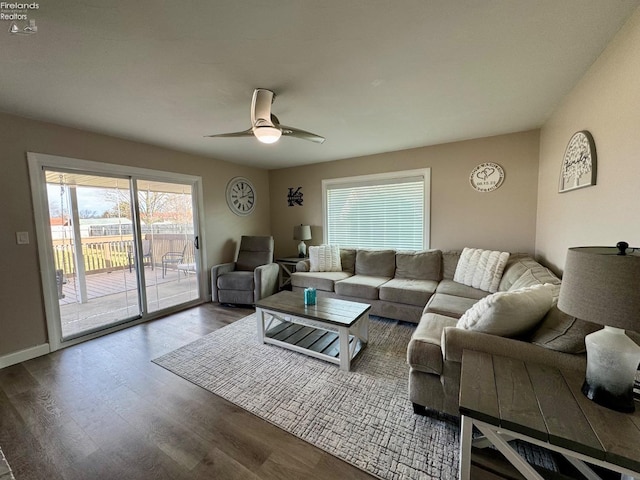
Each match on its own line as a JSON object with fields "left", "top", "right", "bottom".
{"left": 46, "top": 171, "right": 142, "bottom": 339}
{"left": 29, "top": 153, "right": 204, "bottom": 348}
{"left": 136, "top": 179, "right": 199, "bottom": 314}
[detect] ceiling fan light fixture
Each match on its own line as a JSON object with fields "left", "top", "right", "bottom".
{"left": 254, "top": 125, "right": 282, "bottom": 144}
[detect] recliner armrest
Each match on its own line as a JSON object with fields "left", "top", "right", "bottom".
{"left": 210, "top": 262, "right": 236, "bottom": 302}
{"left": 254, "top": 262, "right": 280, "bottom": 301}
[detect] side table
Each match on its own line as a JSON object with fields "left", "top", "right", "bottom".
{"left": 459, "top": 350, "right": 640, "bottom": 480}
{"left": 275, "top": 257, "right": 304, "bottom": 290}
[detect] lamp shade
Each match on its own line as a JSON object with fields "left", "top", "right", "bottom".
{"left": 293, "top": 225, "right": 312, "bottom": 241}
{"left": 558, "top": 246, "right": 640, "bottom": 330}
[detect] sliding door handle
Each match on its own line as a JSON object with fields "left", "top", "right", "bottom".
{"left": 194, "top": 236, "right": 199, "bottom": 250}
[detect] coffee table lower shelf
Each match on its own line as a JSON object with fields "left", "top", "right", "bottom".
{"left": 265, "top": 320, "right": 365, "bottom": 365}
{"left": 255, "top": 291, "right": 370, "bottom": 371}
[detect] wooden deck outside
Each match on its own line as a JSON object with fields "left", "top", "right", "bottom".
{"left": 59, "top": 265, "right": 200, "bottom": 338}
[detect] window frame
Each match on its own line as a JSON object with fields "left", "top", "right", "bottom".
{"left": 321, "top": 168, "right": 431, "bottom": 250}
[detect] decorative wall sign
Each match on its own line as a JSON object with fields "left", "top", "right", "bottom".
{"left": 469, "top": 162, "right": 505, "bottom": 192}
{"left": 288, "top": 187, "right": 303, "bottom": 206}
{"left": 225, "top": 177, "right": 255, "bottom": 216}
{"left": 559, "top": 130, "right": 597, "bottom": 193}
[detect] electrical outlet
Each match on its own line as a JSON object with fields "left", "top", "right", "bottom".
{"left": 16, "top": 231, "right": 29, "bottom": 244}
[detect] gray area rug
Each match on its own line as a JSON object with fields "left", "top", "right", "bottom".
{"left": 154, "top": 315, "right": 458, "bottom": 479}
{"left": 153, "top": 314, "right": 553, "bottom": 480}
{"left": 0, "top": 447, "right": 15, "bottom": 480}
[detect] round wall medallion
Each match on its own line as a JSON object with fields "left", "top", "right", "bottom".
{"left": 225, "top": 177, "right": 256, "bottom": 216}
{"left": 469, "top": 162, "right": 505, "bottom": 192}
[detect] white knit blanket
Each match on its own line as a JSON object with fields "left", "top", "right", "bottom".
{"left": 453, "top": 248, "right": 510, "bottom": 293}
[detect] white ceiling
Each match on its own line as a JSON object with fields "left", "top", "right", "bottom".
{"left": 1, "top": 1, "right": 638, "bottom": 169}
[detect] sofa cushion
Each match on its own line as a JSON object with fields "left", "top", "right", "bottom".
{"left": 309, "top": 245, "right": 342, "bottom": 272}
{"left": 529, "top": 305, "right": 601, "bottom": 354}
{"left": 340, "top": 248, "right": 357, "bottom": 274}
{"left": 435, "top": 280, "right": 490, "bottom": 300}
{"left": 457, "top": 284, "right": 554, "bottom": 337}
{"left": 335, "top": 275, "right": 391, "bottom": 300}
{"left": 395, "top": 250, "right": 442, "bottom": 281}
{"left": 509, "top": 269, "right": 561, "bottom": 301}
{"left": 425, "top": 293, "right": 478, "bottom": 318}
{"left": 407, "top": 313, "right": 458, "bottom": 374}
{"left": 509, "top": 266, "right": 561, "bottom": 288}
{"left": 217, "top": 270, "right": 254, "bottom": 290}
{"left": 355, "top": 250, "right": 396, "bottom": 277}
{"left": 379, "top": 278, "right": 438, "bottom": 306}
{"left": 441, "top": 251, "right": 462, "bottom": 280}
{"left": 291, "top": 271, "right": 352, "bottom": 292}
{"left": 453, "top": 247, "right": 510, "bottom": 293}
{"left": 499, "top": 255, "right": 558, "bottom": 291}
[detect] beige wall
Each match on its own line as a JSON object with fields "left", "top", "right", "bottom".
{"left": 0, "top": 113, "right": 269, "bottom": 358}
{"left": 269, "top": 130, "right": 540, "bottom": 258}
{"left": 536, "top": 7, "right": 640, "bottom": 273}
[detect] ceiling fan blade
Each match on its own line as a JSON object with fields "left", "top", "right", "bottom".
{"left": 251, "top": 88, "right": 276, "bottom": 127}
{"left": 206, "top": 89, "right": 325, "bottom": 144}
{"left": 280, "top": 125, "right": 326, "bottom": 144}
{"left": 204, "top": 128, "right": 254, "bottom": 138}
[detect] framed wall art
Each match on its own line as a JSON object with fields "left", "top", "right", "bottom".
{"left": 559, "top": 130, "right": 597, "bottom": 193}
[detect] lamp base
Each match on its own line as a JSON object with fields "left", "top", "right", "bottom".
{"left": 297, "top": 240, "right": 307, "bottom": 258}
{"left": 581, "top": 379, "right": 635, "bottom": 413}
{"left": 582, "top": 326, "right": 640, "bottom": 413}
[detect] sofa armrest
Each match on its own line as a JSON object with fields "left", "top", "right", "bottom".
{"left": 255, "top": 263, "right": 280, "bottom": 301}
{"left": 296, "top": 259, "right": 311, "bottom": 272}
{"left": 210, "top": 262, "right": 236, "bottom": 302}
{"left": 442, "top": 327, "right": 586, "bottom": 372}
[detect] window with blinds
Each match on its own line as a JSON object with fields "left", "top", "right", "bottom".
{"left": 323, "top": 169, "right": 430, "bottom": 250}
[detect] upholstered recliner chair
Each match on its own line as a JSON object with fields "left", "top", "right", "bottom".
{"left": 211, "top": 236, "right": 279, "bottom": 305}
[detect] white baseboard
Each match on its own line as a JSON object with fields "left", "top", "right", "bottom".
{"left": 0, "top": 344, "right": 50, "bottom": 369}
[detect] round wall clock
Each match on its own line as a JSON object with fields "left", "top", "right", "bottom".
{"left": 225, "top": 177, "right": 256, "bottom": 216}
{"left": 469, "top": 162, "right": 505, "bottom": 192}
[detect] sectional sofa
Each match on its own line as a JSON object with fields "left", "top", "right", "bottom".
{"left": 291, "top": 248, "right": 610, "bottom": 417}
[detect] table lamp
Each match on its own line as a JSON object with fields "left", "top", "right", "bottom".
{"left": 557, "top": 242, "right": 640, "bottom": 413}
{"left": 293, "top": 224, "right": 311, "bottom": 258}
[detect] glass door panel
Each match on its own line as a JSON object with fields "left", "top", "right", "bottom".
{"left": 136, "top": 180, "right": 199, "bottom": 313}
{"left": 45, "top": 171, "right": 141, "bottom": 340}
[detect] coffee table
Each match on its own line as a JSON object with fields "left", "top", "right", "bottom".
{"left": 458, "top": 350, "right": 640, "bottom": 480}
{"left": 255, "top": 291, "right": 370, "bottom": 371}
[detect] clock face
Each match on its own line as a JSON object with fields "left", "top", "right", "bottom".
{"left": 226, "top": 177, "right": 256, "bottom": 216}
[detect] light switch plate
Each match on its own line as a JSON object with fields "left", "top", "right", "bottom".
{"left": 16, "top": 231, "right": 29, "bottom": 244}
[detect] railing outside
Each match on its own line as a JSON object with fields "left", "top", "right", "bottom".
{"left": 53, "top": 234, "right": 194, "bottom": 276}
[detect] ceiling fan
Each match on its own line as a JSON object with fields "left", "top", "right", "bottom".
{"left": 205, "top": 88, "right": 325, "bottom": 145}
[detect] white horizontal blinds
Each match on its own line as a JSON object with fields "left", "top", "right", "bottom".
{"left": 326, "top": 175, "right": 424, "bottom": 249}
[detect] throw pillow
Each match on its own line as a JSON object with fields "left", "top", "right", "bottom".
{"left": 453, "top": 247, "right": 510, "bottom": 293}
{"left": 309, "top": 245, "right": 342, "bottom": 272}
{"left": 457, "top": 283, "right": 555, "bottom": 337}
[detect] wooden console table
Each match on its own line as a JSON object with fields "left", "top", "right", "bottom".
{"left": 459, "top": 350, "right": 640, "bottom": 480}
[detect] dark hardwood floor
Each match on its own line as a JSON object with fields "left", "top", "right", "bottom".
{"left": 1, "top": 303, "right": 520, "bottom": 479}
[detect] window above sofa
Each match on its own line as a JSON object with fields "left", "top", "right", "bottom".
{"left": 322, "top": 169, "right": 430, "bottom": 250}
